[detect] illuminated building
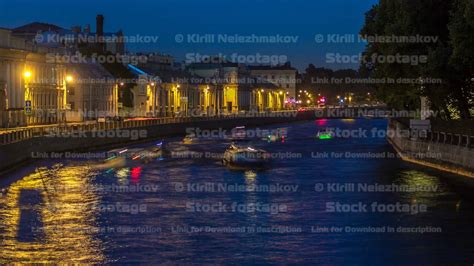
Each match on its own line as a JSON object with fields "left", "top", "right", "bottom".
{"left": 0, "top": 28, "right": 67, "bottom": 127}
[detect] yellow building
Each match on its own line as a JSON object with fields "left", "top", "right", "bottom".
{"left": 248, "top": 64, "right": 297, "bottom": 100}
{"left": 187, "top": 63, "right": 239, "bottom": 114}
{"left": 0, "top": 28, "right": 68, "bottom": 127}
{"left": 252, "top": 85, "right": 286, "bottom": 111}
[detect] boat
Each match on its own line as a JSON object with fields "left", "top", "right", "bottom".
{"left": 264, "top": 128, "right": 287, "bottom": 143}
{"left": 316, "top": 128, "right": 335, "bottom": 140}
{"left": 182, "top": 134, "right": 197, "bottom": 144}
{"left": 222, "top": 144, "right": 270, "bottom": 168}
{"left": 267, "top": 134, "right": 280, "bottom": 142}
{"left": 103, "top": 141, "right": 165, "bottom": 167}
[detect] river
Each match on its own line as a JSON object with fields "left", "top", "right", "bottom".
{"left": 0, "top": 119, "right": 473, "bottom": 264}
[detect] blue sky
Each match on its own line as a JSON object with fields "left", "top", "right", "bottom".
{"left": 0, "top": 0, "right": 378, "bottom": 71}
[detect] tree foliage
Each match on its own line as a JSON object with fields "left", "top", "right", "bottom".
{"left": 360, "top": 0, "right": 473, "bottom": 119}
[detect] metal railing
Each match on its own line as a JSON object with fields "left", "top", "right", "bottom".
{"left": 0, "top": 111, "right": 300, "bottom": 146}
{"left": 0, "top": 129, "right": 33, "bottom": 145}
{"left": 388, "top": 119, "right": 474, "bottom": 149}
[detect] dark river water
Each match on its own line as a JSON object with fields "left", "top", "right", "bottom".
{"left": 1, "top": 119, "right": 474, "bottom": 264}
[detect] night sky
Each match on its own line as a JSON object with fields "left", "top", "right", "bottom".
{"left": 0, "top": 0, "right": 378, "bottom": 70}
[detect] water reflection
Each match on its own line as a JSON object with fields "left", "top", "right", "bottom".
{"left": 0, "top": 165, "right": 104, "bottom": 263}
{"left": 0, "top": 119, "right": 473, "bottom": 264}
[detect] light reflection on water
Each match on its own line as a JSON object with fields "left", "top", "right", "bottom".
{"left": 0, "top": 165, "right": 104, "bottom": 264}
{"left": 0, "top": 119, "right": 474, "bottom": 264}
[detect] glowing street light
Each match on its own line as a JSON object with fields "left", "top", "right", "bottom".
{"left": 66, "top": 75, "right": 73, "bottom": 82}
{"left": 24, "top": 71, "right": 31, "bottom": 79}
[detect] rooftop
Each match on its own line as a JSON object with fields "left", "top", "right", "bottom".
{"left": 248, "top": 63, "right": 297, "bottom": 71}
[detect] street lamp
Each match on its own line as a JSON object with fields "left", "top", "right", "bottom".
{"left": 66, "top": 75, "right": 73, "bottom": 83}
{"left": 24, "top": 71, "right": 32, "bottom": 79}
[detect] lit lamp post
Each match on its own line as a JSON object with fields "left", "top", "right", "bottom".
{"left": 63, "top": 75, "right": 73, "bottom": 125}
{"left": 24, "top": 71, "right": 31, "bottom": 99}
{"left": 23, "top": 71, "right": 32, "bottom": 124}
{"left": 150, "top": 82, "right": 156, "bottom": 117}
{"left": 118, "top": 82, "right": 125, "bottom": 117}
{"left": 279, "top": 91, "right": 283, "bottom": 110}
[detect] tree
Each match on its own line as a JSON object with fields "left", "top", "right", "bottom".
{"left": 448, "top": 0, "right": 474, "bottom": 118}
{"left": 360, "top": 0, "right": 473, "bottom": 118}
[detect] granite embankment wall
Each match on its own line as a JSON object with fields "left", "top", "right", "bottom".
{"left": 0, "top": 112, "right": 318, "bottom": 173}
{"left": 387, "top": 119, "right": 474, "bottom": 179}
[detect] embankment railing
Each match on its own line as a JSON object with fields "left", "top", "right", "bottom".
{"left": 0, "top": 111, "right": 299, "bottom": 146}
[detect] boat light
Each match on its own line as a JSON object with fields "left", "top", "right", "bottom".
{"left": 319, "top": 134, "right": 333, "bottom": 140}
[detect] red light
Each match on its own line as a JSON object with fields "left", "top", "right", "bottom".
{"left": 131, "top": 166, "right": 142, "bottom": 184}
{"left": 316, "top": 119, "right": 327, "bottom": 126}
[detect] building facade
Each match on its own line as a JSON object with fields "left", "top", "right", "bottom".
{"left": 248, "top": 63, "right": 297, "bottom": 100}
{"left": 0, "top": 28, "right": 68, "bottom": 127}
{"left": 187, "top": 63, "right": 239, "bottom": 114}
{"left": 65, "top": 62, "right": 118, "bottom": 121}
